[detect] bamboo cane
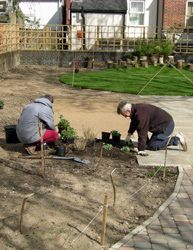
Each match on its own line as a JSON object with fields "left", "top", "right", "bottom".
{"left": 20, "top": 193, "right": 34, "bottom": 234}
{"left": 110, "top": 168, "right": 116, "bottom": 207}
{"left": 101, "top": 193, "right": 108, "bottom": 246}
{"left": 40, "top": 122, "right": 44, "bottom": 177}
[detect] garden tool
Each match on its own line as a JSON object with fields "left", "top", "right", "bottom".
{"left": 19, "top": 155, "right": 90, "bottom": 164}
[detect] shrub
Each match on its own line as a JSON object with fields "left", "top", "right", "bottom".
{"left": 128, "top": 39, "right": 174, "bottom": 59}
{"left": 60, "top": 126, "right": 77, "bottom": 140}
{"left": 57, "top": 115, "right": 70, "bottom": 131}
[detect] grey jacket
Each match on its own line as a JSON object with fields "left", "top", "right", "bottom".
{"left": 16, "top": 97, "right": 56, "bottom": 144}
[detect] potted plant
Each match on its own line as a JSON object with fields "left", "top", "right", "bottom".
{"left": 57, "top": 115, "right": 70, "bottom": 133}
{"left": 111, "top": 130, "right": 121, "bottom": 142}
{"left": 60, "top": 126, "right": 77, "bottom": 143}
{"left": 0, "top": 98, "right": 4, "bottom": 109}
{"left": 83, "top": 127, "right": 97, "bottom": 147}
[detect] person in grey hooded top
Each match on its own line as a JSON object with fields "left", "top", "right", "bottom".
{"left": 16, "top": 94, "right": 59, "bottom": 155}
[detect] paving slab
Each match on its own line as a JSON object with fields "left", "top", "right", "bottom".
{"left": 109, "top": 96, "right": 193, "bottom": 250}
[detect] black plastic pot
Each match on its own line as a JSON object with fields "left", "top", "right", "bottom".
{"left": 112, "top": 134, "right": 121, "bottom": 142}
{"left": 102, "top": 132, "right": 110, "bottom": 142}
{"left": 55, "top": 146, "right": 66, "bottom": 156}
{"left": 4, "top": 125, "right": 20, "bottom": 144}
{"left": 86, "top": 140, "right": 95, "bottom": 147}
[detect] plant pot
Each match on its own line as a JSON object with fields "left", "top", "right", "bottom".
{"left": 86, "top": 140, "right": 95, "bottom": 147}
{"left": 67, "top": 137, "right": 75, "bottom": 144}
{"left": 112, "top": 134, "right": 121, "bottom": 142}
{"left": 4, "top": 125, "right": 20, "bottom": 144}
{"left": 55, "top": 146, "right": 66, "bottom": 156}
{"left": 102, "top": 132, "right": 110, "bottom": 142}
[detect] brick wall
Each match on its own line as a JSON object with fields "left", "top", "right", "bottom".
{"left": 163, "top": 0, "right": 186, "bottom": 29}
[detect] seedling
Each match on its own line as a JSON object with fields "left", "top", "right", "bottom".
{"left": 120, "top": 146, "right": 130, "bottom": 152}
{"left": 103, "top": 144, "right": 113, "bottom": 150}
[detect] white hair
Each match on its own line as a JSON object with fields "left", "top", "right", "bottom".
{"left": 122, "top": 103, "right": 131, "bottom": 113}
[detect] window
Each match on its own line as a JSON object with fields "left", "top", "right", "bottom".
{"left": 129, "top": 1, "right": 144, "bottom": 26}
{"left": 186, "top": 1, "right": 193, "bottom": 26}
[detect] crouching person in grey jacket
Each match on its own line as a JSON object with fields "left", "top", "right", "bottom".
{"left": 16, "top": 94, "right": 59, "bottom": 155}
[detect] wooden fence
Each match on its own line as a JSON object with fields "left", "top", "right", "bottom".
{"left": 0, "top": 23, "right": 193, "bottom": 54}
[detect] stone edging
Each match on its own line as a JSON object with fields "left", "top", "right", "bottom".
{"left": 108, "top": 165, "right": 184, "bottom": 250}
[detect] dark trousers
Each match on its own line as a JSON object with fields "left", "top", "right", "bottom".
{"left": 147, "top": 120, "right": 179, "bottom": 151}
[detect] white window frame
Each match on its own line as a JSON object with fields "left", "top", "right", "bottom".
{"left": 186, "top": 0, "right": 193, "bottom": 26}
{"left": 129, "top": 0, "right": 145, "bottom": 26}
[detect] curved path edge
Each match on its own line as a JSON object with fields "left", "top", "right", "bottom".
{"left": 109, "top": 165, "right": 184, "bottom": 250}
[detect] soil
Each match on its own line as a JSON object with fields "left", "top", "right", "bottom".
{"left": 0, "top": 65, "right": 178, "bottom": 250}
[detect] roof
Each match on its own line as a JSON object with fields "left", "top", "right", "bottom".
{"left": 71, "top": 0, "right": 127, "bottom": 14}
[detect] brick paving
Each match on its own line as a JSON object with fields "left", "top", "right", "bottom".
{"left": 109, "top": 165, "right": 193, "bottom": 250}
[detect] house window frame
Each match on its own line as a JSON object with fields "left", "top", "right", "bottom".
{"left": 129, "top": 0, "right": 145, "bottom": 26}
{"left": 186, "top": 0, "right": 193, "bottom": 26}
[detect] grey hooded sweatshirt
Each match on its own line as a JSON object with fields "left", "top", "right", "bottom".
{"left": 16, "top": 97, "right": 56, "bottom": 144}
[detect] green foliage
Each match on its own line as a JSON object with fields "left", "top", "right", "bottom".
{"left": 103, "top": 144, "right": 113, "bottom": 150}
{"left": 0, "top": 98, "right": 4, "bottom": 109}
{"left": 60, "top": 126, "right": 77, "bottom": 139}
{"left": 111, "top": 130, "right": 121, "bottom": 136}
{"left": 146, "top": 171, "right": 155, "bottom": 178}
{"left": 133, "top": 40, "right": 156, "bottom": 57}
{"left": 158, "top": 39, "right": 174, "bottom": 58}
{"left": 130, "top": 39, "right": 174, "bottom": 59}
{"left": 57, "top": 115, "right": 70, "bottom": 130}
{"left": 124, "top": 52, "right": 133, "bottom": 59}
{"left": 120, "top": 146, "right": 130, "bottom": 152}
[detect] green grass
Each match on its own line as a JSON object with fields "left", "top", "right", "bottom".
{"left": 59, "top": 64, "right": 193, "bottom": 95}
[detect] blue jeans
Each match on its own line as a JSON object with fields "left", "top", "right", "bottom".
{"left": 147, "top": 120, "right": 179, "bottom": 151}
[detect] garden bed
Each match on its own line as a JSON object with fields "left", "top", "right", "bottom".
{"left": 0, "top": 65, "right": 178, "bottom": 250}
{"left": 0, "top": 139, "right": 178, "bottom": 250}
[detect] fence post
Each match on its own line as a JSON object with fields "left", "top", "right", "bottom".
{"left": 120, "top": 26, "right": 123, "bottom": 50}
{"left": 143, "top": 26, "right": 146, "bottom": 41}
{"left": 96, "top": 26, "right": 99, "bottom": 49}
{"left": 68, "top": 25, "right": 71, "bottom": 50}
{"left": 46, "top": 25, "right": 49, "bottom": 49}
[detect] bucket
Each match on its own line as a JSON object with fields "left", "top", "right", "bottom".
{"left": 4, "top": 125, "right": 20, "bottom": 144}
{"left": 55, "top": 146, "right": 66, "bottom": 156}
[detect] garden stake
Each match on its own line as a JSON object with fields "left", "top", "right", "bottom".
{"left": 110, "top": 168, "right": 117, "bottom": 207}
{"left": 163, "top": 136, "right": 172, "bottom": 180}
{"left": 20, "top": 193, "right": 34, "bottom": 234}
{"left": 101, "top": 193, "right": 108, "bottom": 247}
{"left": 40, "top": 122, "right": 45, "bottom": 177}
{"left": 97, "top": 143, "right": 103, "bottom": 168}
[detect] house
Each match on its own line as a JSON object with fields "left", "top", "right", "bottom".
{"left": 19, "top": 0, "right": 63, "bottom": 26}
{"left": 15, "top": 0, "right": 193, "bottom": 51}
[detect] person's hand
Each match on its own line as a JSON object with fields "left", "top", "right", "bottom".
{"left": 137, "top": 151, "right": 149, "bottom": 156}
{"left": 125, "top": 135, "right": 131, "bottom": 144}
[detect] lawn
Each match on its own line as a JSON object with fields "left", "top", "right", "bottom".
{"left": 59, "top": 64, "right": 193, "bottom": 96}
